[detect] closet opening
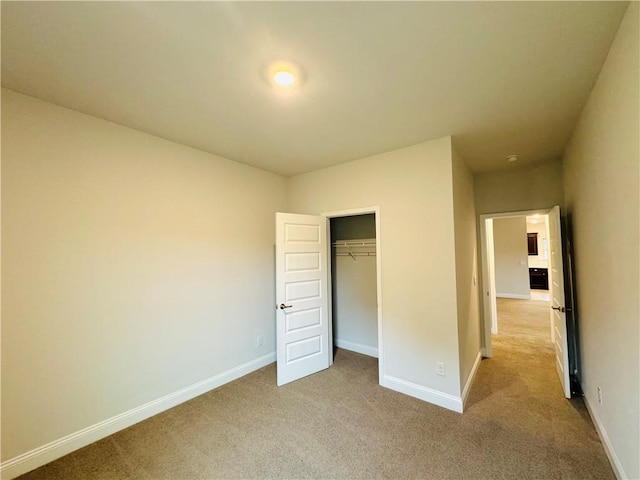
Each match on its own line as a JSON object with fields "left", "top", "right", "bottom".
{"left": 327, "top": 210, "right": 381, "bottom": 375}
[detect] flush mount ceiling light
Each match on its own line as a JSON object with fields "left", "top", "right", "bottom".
{"left": 265, "top": 61, "right": 304, "bottom": 90}
{"left": 273, "top": 70, "right": 296, "bottom": 87}
{"left": 506, "top": 154, "right": 520, "bottom": 163}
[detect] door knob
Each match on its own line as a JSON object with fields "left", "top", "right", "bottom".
{"left": 551, "top": 306, "right": 565, "bottom": 313}
{"left": 279, "top": 303, "right": 293, "bottom": 310}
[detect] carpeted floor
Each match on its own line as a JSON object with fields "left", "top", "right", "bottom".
{"left": 18, "top": 298, "right": 613, "bottom": 479}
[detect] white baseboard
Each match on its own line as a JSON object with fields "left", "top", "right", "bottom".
{"left": 335, "top": 338, "right": 378, "bottom": 358}
{"left": 583, "top": 395, "right": 627, "bottom": 480}
{"left": 461, "top": 351, "right": 483, "bottom": 409}
{"left": 0, "top": 352, "right": 276, "bottom": 480}
{"left": 381, "top": 374, "right": 463, "bottom": 413}
{"left": 496, "top": 293, "right": 531, "bottom": 299}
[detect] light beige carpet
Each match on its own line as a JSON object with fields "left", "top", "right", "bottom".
{"left": 18, "top": 298, "right": 613, "bottom": 479}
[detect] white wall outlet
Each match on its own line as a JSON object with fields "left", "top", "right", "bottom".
{"left": 597, "top": 386, "right": 602, "bottom": 405}
{"left": 436, "top": 362, "right": 445, "bottom": 376}
{"left": 256, "top": 335, "right": 264, "bottom": 347}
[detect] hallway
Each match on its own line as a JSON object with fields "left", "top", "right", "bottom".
{"left": 469, "top": 297, "right": 613, "bottom": 477}
{"left": 494, "top": 297, "right": 553, "bottom": 354}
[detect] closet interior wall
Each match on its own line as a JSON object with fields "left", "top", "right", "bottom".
{"left": 330, "top": 214, "right": 378, "bottom": 358}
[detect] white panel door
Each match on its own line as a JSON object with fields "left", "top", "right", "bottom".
{"left": 275, "top": 213, "right": 330, "bottom": 386}
{"left": 549, "top": 206, "right": 571, "bottom": 398}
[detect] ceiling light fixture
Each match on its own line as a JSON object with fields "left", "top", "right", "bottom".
{"left": 506, "top": 154, "right": 520, "bottom": 163}
{"left": 273, "top": 70, "right": 296, "bottom": 87}
{"left": 265, "top": 60, "right": 304, "bottom": 91}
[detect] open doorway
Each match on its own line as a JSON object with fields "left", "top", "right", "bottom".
{"left": 490, "top": 212, "right": 553, "bottom": 355}
{"left": 490, "top": 213, "right": 552, "bottom": 329}
{"left": 480, "top": 207, "right": 571, "bottom": 398}
{"left": 329, "top": 214, "right": 378, "bottom": 358}
{"left": 491, "top": 213, "right": 553, "bottom": 373}
{"left": 481, "top": 210, "right": 554, "bottom": 348}
{"left": 323, "top": 207, "right": 383, "bottom": 384}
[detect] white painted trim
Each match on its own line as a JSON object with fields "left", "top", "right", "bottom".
{"left": 583, "top": 395, "right": 627, "bottom": 480}
{"left": 495, "top": 293, "right": 531, "bottom": 300}
{"left": 381, "top": 374, "right": 463, "bottom": 413}
{"left": 326, "top": 217, "right": 334, "bottom": 368}
{"left": 481, "top": 208, "right": 553, "bottom": 220}
{"left": 480, "top": 217, "right": 491, "bottom": 343}
{"left": 335, "top": 338, "right": 378, "bottom": 358}
{"left": 374, "top": 210, "right": 383, "bottom": 386}
{"left": 0, "top": 352, "right": 276, "bottom": 480}
{"left": 321, "top": 206, "right": 377, "bottom": 218}
{"left": 461, "top": 351, "right": 482, "bottom": 408}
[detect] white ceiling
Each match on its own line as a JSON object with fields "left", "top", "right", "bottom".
{"left": 1, "top": 2, "right": 628, "bottom": 176}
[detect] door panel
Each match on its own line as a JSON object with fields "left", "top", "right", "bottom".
{"left": 286, "top": 308, "right": 322, "bottom": 332}
{"left": 276, "top": 213, "right": 330, "bottom": 386}
{"left": 549, "top": 206, "right": 571, "bottom": 398}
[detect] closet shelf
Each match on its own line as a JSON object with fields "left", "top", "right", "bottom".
{"left": 331, "top": 238, "right": 376, "bottom": 247}
{"left": 333, "top": 238, "right": 376, "bottom": 260}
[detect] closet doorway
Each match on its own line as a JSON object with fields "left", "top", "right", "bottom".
{"left": 324, "top": 207, "right": 383, "bottom": 380}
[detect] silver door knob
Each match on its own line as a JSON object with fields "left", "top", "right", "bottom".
{"left": 279, "top": 303, "right": 293, "bottom": 310}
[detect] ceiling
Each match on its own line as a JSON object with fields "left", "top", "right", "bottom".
{"left": 1, "top": 2, "right": 628, "bottom": 176}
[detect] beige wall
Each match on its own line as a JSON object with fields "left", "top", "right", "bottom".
{"left": 451, "top": 146, "right": 481, "bottom": 392}
{"left": 1, "top": 90, "right": 287, "bottom": 461}
{"left": 562, "top": 3, "right": 639, "bottom": 478}
{"left": 493, "top": 217, "right": 530, "bottom": 298}
{"left": 287, "top": 137, "right": 464, "bottom": 405}
{"left": 474, "top": 159, "right": 563, "bottom": 215}
{"left": 0, "top": 90, "right": 485, "bottom": 472}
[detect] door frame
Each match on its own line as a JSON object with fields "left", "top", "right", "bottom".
{"left": 321, "top": 206, "right": 383, "bottom": 385}
{"left": 479, "top": 207, "right": 553, "bottom": 357}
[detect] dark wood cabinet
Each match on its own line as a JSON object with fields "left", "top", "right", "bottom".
{"left": 529, "top": 267, "right": 548, "bottom": 290}
{"left": 527, "top": 233, "right": 538, "bottom": 255}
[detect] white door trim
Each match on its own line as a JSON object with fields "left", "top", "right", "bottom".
{"left": 321, "top": 206, "right": 383, "bottom": 386}
{"left": 479, "top": 208, "right": 553, "bottom": 357}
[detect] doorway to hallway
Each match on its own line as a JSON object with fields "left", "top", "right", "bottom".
{"left": 480, "top": 206, "right": 572, "bottom": 398}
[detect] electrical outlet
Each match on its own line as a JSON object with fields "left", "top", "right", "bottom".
{"left": 256, "top": 335, "right": 264, "bottom": 347}
{"left": 597, "top": 387, "right": 602, "bottom": 405}
{"left": 436, "top": 362, "right": 445, "bottom": 376}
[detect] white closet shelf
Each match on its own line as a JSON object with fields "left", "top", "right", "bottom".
{"left": 331, "top": 238, "right": 376, "bottom": 247}
{"left": 333, "top": 238, "right": 376, "bottom": 260}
